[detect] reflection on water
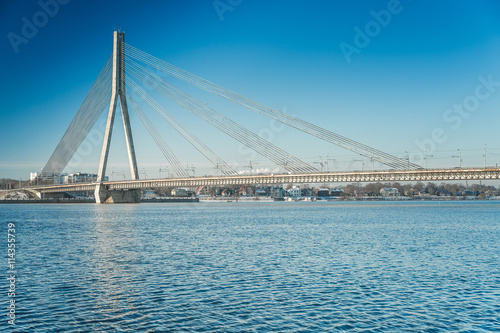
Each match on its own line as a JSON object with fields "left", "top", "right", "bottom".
{"left": 1, "top": 201, "right": 499, "bottom": 332}
{"left": 91, "top": 205, "right": 143, "bottom": 331}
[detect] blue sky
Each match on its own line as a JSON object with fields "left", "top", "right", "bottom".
{"left": 1, "top": 0, "right": 500, "bottom": 179}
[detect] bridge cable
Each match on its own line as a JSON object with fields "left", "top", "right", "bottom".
{"left": 125, "top": 44, "right": 420, "bottom": 170}
{"left": 42, "top": 55, "right": 113, "bottom": 176}
{"left": 120, "top": 64, "right": 189, "bottom": 177}
{"left": 125, "top": 44, "right": 411, "bottom": 170}
{"left": 125, "top": 76, "right": 237, "bottom": 176}
{"left": 126, "top": 59, "right": 317, "bottom": 174}
{"left": 126, "top": 91, "right": 190, "bottom": 178}
{"left": 125, "top": 59, "right": 316, "bottom": 174}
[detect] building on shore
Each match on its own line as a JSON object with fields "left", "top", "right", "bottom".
{"left": 288, "top": 185, "right": 301, "bottom": 198}
{"left": 62, "top": 172, "right": 106, "bottom": 183}
{"left": 380, "top": 187, "right": 400, "bottom": 197}
{"left": 316, "top": 188, "right": 331, "bottom": 197}
{"left": 30, "top": 172, "right": 107, "bottom": 184}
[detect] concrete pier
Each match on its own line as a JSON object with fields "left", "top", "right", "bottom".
{"left": 94, "top": 183, "right": 140, "bottom": 204}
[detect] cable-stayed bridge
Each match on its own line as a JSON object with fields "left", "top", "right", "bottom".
{"left": 28, "top": 30, "right": 500, "bottom": 203}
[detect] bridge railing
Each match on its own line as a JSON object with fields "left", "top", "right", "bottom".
{"left": 25, "top": 166, "right": 500, "bottom": 192}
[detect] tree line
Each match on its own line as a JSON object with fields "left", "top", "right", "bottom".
{"left": 341, "top": 182, "right": 498, "bottom": 198}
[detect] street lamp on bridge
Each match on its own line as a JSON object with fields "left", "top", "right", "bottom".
{"left": 213, "top": 162, "right": 221, "bottom": 177}
{"left": 484, "top": 144, "right": 486, "bottom": 169}
{"left": 185, "top": 164, "right": 195, "bottom": 177}
{"left": 452, "top": 149, "right": 462, "bottom": 168}
{"left": 424, "top": 149, "right": 433, "bottom": 169}
{"left": 325, "top": 154, "right": 336, "bottom": 172}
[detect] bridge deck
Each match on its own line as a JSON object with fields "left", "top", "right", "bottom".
{"left": 29, "top": 168, "right": 500, "bottom": 193}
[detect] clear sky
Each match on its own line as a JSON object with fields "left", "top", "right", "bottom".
{"left": 1, "top": 0, "right": 500, "bottom": 180}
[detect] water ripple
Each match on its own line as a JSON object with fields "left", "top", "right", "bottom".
{"left": 1, "top": 201, "right": 499, "bottom": 331}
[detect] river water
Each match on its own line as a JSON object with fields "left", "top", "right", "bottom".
{"left": 1, "top": 201, "right": 499, "bottom": 332}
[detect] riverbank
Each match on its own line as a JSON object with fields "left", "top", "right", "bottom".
{"left": 0, "top": 197, "right": 200, "bottom": 204}
{"left": 0, "top": 198, "right": 95, "bottom": 204}
{"left": 1, "top": 195, "right": 499, "bottom": 204}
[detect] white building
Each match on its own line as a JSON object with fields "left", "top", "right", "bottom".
{"left": 171, "top": 188, "right": 188, "bottom": 197}
{"left": 380, "top": 187, "right": 400, "bottom": 197}
{"left": 288, "top": 185, "right": 301, "bottom": 197}
{"left": 62, "top": 172, "right": 107, "bottom": 183}
{"left": 30, "top": 172, "right": 65, "bottom": 184}
{"left": 31, "top": 172, "right": 107, "bottom": 184}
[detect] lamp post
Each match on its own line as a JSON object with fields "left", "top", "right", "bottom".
{"left": 213, "top": 162, "right": 220, "bottom": 177}
{"left": 247, "top": 160, "right": 253, "bottom": 173}
{"left": 484, "top": 144, "right": 486, "bottom": 169}
{"left": 452, "top": 149, "right": 462, "bottom": 168}
{"left": 326, "top": 154, "right": 336, "bottom": 172}
{"left": 424, "top": 149, "right": 434, "bottom": 169}
{"left": 185, "top": 164, "right": 195, "bottom": 177}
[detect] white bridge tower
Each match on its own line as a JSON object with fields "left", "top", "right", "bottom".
{"left": 95, "top": 30, "right": 140, "bottom": 203}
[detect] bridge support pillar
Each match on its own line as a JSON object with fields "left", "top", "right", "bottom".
{"left": 25, "top": 189, "right": 42, "bottom": 199}
{"left": 94, "top": 184, "right": 141, "bottom": 204}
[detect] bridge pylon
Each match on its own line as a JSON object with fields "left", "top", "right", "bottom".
{"left": 95, "top": 29, "right": 140, "bottom": 203}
